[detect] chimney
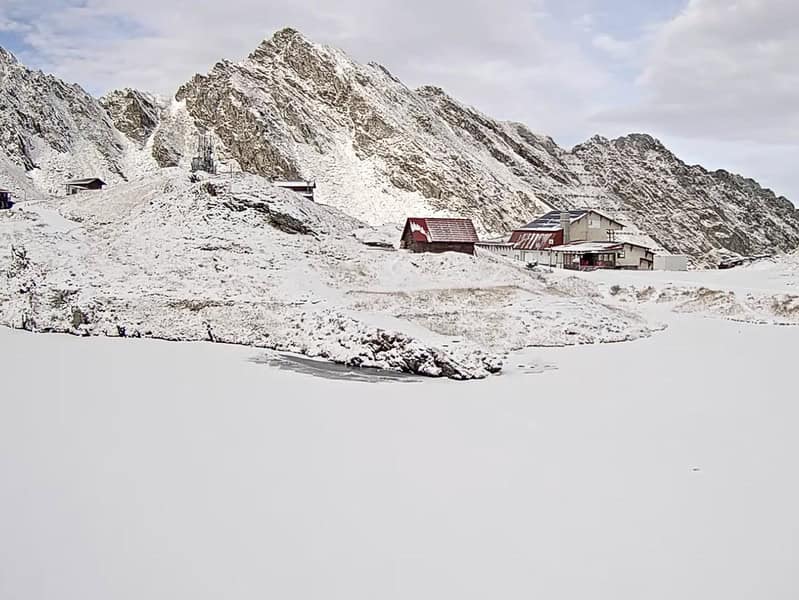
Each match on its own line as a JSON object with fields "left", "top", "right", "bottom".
{"left": 560, "top": 211, "right": 571, "bottom": 244}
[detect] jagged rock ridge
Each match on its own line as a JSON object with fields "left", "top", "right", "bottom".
{"left": 566, "top": 134, "right": 799, "bottom": 258}
{"left": 100, "top": 88, "right": 162, "bottom": 146}
{"left": 0, "top": 47, "right": 129, "bottom": 195}
{"left": 1, "top": 30, "right": 798, "bottom": 262}
{"left": 173, "top": 28, "right": 799, "bottom": 260}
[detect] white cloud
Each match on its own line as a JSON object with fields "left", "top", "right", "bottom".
{"left": 591, "top": 33, "right": 635, "bottom": 59}
{"left": 604, "top": 0, "right": 799, "bottom": 144}
{"left": 0, "top": 18, "right": 28, "bottom": 33}
{"left": 590, "top": 0, "right": 799, "bottom": 201}
{"left": 574, "top": 13, "right": 595, "bottom": 32}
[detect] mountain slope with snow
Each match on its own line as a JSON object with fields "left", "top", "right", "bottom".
{"left": 172, "top": 29, "right": 799, "bottom": 261}
{"left": 2, "top": 30, "right": 798, "bottom": 264}
{"left": 0, "top": 170, "right": 655, "bottom": 379}
{"left": 0, "top": 47, "right": 131, "bottom": 196}
{"left": 174, "top": 29, "right": 558, "bottom": 231}
{"left": 567, "top": 135, "right": 799, "bottom": 261}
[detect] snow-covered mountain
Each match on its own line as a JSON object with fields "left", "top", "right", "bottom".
{"left": 100, "top": 88, "right": 162, "bottom": 146}
{"left": 0, "top": 47, "right": 130, "bottom": 197}
{"left": 2, "top": 30, "right": 798, "bottom": 263}
{"left": 171, "top": 29, "right": 799, "bottom": 260}
{"left": 566, "top": 135, "right": 799, "bottom": 259}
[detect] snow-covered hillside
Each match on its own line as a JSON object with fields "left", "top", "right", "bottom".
{"left": 0, "top": 170, "right": 656, "bottom": 379}
{"left": 2, "top": 31, "right": 797, "bottom": 264}
{"left": 0, "top": 47, "right": 131, "bottom": 196}
{"left": 174, "top": 29, "right": 799, "bottom": 261}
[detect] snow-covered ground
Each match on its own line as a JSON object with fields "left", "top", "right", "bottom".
{"left": 0, "top": 171, "right": 656, "bottom": 379}
{"left": 3, "top": 171, "right": 799, "bottom": 596}
{"left": 574, "top": 255, "right": 799, "bottom": 326}
{"left": 2, "top": 312, "right": 798, "bottom": 599}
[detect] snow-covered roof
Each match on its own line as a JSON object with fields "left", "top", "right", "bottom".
{"left": 511, "top": 231, "right": 558, "bottom": 250}
{"left": 519, "top": 210, "right": 587, "bottom": 230}
{"left": 518, "top": 209, "right": 623, "bottom": 231}
{"left": 67, "top": 178, "right": 107, "bottom": 186}
{"left": 550, "top": 241, "right": 621, "bottom": 253}
{"left": 273, "top": 181, "right": 315, "bottom": 188}
{"left": 476, "top": 240, "right": 514, "bottom": 247}
{"left": 550, "top": 240, "right": 653, "bottom": 253}
{"left": 403, "top": 218, "right": 479, "bottom": 243}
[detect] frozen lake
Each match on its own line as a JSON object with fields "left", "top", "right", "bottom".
{"left": 1, "top": 317, "right": 798, "bottom": 599}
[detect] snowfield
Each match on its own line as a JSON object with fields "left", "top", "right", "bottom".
{"left": 0, "top": 171, "right": 657, "bottom": 379}
{"left": 2, "top": 171, "right": 799, "bottom": 598}
{"left": 2, "top": 313, "right": 799, "bottom": 599}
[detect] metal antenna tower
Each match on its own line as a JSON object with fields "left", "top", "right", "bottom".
{"left": 191, "top": 133, "right": 217, "bottom": 174}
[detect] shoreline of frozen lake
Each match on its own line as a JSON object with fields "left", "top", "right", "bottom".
{"left": 2, "top": 315, "right": 798, "bottom": 599}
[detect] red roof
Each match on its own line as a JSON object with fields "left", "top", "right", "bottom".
{"left": 509, "top": 231, "right": 559, "bottom": 250}
{"left": 403, "top": 218, "right": 479, "bottom": 243}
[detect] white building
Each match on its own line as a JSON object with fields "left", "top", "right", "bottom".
{"left": 476, "top": 209, "right": 655, "bottom": 270}
{"left": 654, "top": 255, "right": 689, "bottom": 271}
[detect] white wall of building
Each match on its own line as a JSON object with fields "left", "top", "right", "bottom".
{"left": 569, "top": 213, "right": 624, "bottom": 243}
{"left": 654, "top": 255, "right": 689, "bottom": 271}
{"left": 616, "top": 244, "right": 654, "bottom": 270}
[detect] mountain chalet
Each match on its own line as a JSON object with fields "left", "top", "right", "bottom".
{"left": 400, "top": 218, "right": 479, "bottom": 255}
{"left": 477, "top": 209, "right": 656, "bottom": 271}
{"left": 65, "top": 178, "right": 107, "bottom": 195}
{"left": 273, "top": 180, "right": 316, "bottom": 201}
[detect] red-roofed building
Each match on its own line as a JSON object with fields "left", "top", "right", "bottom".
{"left": 511, "top": 210, "right": 624, "bottom": 246}
{"left": 508, "top": 230, "right": 560, "bottom": 250}
{"left": 400, "top": 217, "right": 479, "bottom": 255}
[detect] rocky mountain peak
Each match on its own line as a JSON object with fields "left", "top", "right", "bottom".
{"left": 0, "top": 53, "right": 127, "bottom": 192}
{"left": 270, "top": 27, "right": 306, "bottom": 46}
{"left": 249, "top": 27, "right": 315, "bottom": 64}
{"left": 100, "top": 88, "right": 162, "bottom": 146}
{"left": 0, "top": 46, "right": 18, "bottom": 65}
{"left": 613, "top": 133, "right": 670, "bottom": 154}
{"left": 575, "top": 133, "right": 674, "bottom": 162}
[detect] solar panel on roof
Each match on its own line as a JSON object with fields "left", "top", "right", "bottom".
{"left": 520, "top": 210, "right": 588, "bottom": 230}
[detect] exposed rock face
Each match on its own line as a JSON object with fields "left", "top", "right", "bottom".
{"left": 0, "top": 45, "right": 127, "bottom": 194}
{"left": 100, "top": 88, "right": 161, "bottom": 146}
{"left": 151, "top": 128, "right": 183, "bottom": 167}
{"left": 173, "top": 29, "right": 799, "bottom": 261}
{"left": 566, "top": 134, "right": 799, "bottom": 260}
{"left": 175, "top": 28, "right": 555, "bottom": 232}
{"left": 2, "top": 31, "right": 797, "bottom": 263}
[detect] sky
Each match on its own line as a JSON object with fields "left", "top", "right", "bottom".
{"left": 1, "top": 0, "right": 797, "bottom": 202}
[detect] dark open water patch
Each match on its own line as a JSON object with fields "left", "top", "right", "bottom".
{"left": 250, "top": 353, "right": 424, "bottom": 383}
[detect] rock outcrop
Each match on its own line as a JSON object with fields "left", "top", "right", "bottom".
{"left": 0, "top": 46, "right": 128, "bottom": 194}
{"left": 100, "top": 88, "right": 162, "bottom": 146}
